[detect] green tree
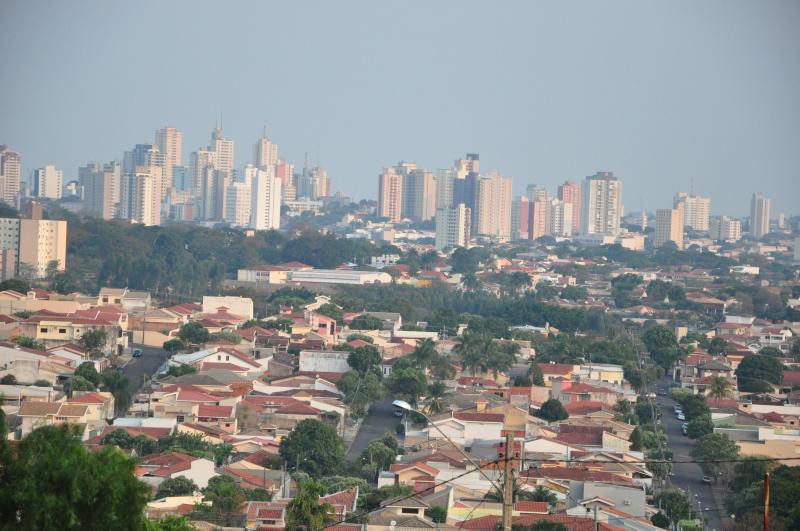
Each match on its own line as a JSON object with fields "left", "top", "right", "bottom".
{"left": 279, "top": 419, "right": 345, "bottom": 476}
{"left": 79, "top": 328, "right": 108, "bottom": 358}
{"left": 530, "top": 364, "right": 545, "bottom": 386}
{"left": 424, "top": 381, "right": 449, "bottom": 414}
{"left": 629, "top": 427, "right": 643, "bottom": 451}
{"left": 347, "top": 345, "right": 382, "bottom": 374}
{"left": 0, "top": 374, "right": 17, "bottom": 385}
{"left": 653, "top": 488, "right": 695, "bottom": 525}
{"left": 676, "top": 394, "right": 709, "bottom": 422}
{"left": 349, "top": 314, "right": 385, "bottom": 330}
{"left": 155, "top": 476, "right": 198, "bottom": 499}
{"left": 527, "top": 485, "right": 558, "bottom": 504}
{"left": 166, "top": 364, "right": 197, "bottom": 378}
{"left": 686, "top": 415, "right": 714, "bottom": 439}
{"left": 201, "top": 475, "right": 246, "bottom": 526}
{"left": 383, "top": 367, "right": 427, "bottom": 407}
{"left": 13, "top": 336, "right": 46, "bottom": 350}
{"left": 319, "top": 476, "right": 369, "bottom": 495}
{"left": 100, "top": 369, "right": 134, "bottom": 416}
{"left": 33, "top": 379, "right": 52, "bottom": 387}
{"left": 146, "top": 515, "right": 195, "bottom": 531}
{"left": 426, "top": 506, "right": 448, "bottom": 523}
{"left": 74, "top": 361, "right": 101, "bottom": 386}
{"left": 642, "top": 325, "right": 677, "bottom": 354}
{"left": 316, "top": 303, "right": 344, "bottom": 323}
{"left": 359, "top": 439, "right": 398, "bottom": 481}
{"left": 409, "top": 338, "right": 437, "bottom": 369}
{"left": 0, "top": 278, "right": 30, "bottom": 293}
{"left": 162, "top": 338, "right": 186, "bottom": 353}
{"left": 285, "top": 478, "right": 336, "bottom": 531}
{"left": 707, "top": 337, "right": 729, "bottom": 355}
{"left": 0, "top": 425, "right": 150, "bottom": 530}
{"left": 336, "top": 370, "right": 384, "bottom": 418}
{"left": 735, "top": 355, "right": 784, "bottom": 392}
{"left": 177, "top": 321, "right": 210, "bottom": 344}
{"left": 534, "top": 399, "right": 569, "bottom": 422}
{"left": 689, "top": 433, "right": 740, "bottom": 477}
{"left": 707, "top": 375, "right": 732, "bottom": 403}
{"left": 65, "top": 376, "right": 96, "bottom": 395}
{"left": 650, "top": 512, "right": 670, "bottom": 529}
{"left": 646, "top": 447, "right": 673, "bottom": 479}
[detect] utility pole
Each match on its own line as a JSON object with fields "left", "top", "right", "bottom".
{"left": 764, "top": 471, "right": 770, "bottom": 531}
{"left": 502, "top": 432, "right": 514, "bottom": 531}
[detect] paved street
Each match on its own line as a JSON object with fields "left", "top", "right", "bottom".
{"left": 346, "top": 399, "right": 400, "bottom": 460}
{"left": 120, "top": 345, "right": 171, "bottom": 392}
{"left": 654, "top": 382, "right": 725, "bottom": 531}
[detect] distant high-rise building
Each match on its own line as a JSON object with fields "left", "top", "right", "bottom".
{"left": 200, "top": 169, "right": 230, "bottom": 221}
{"left": 123, "top": 144, "right": 163, "bottom": 176}
{"left": 80, "top": 161, "right": 119, "bottom": 219}
{"left": 0, "top": 145, "right": 21, "bottom": 206}
{"left": 402, "top": 169, "right": 436, "bottom": 222}
{"left": 750, "top": 192, "right": 771, "bottom": 239}
{"left": 528, "top": 197, "right": 549, "bottom": 240}
{"left": 210, "top": 127, "right": 234, "bottom": 175}
{"left": 377, "top": 166, "right": 404, "bottom": 222}
{"left": 511, "top": 196, "right": 530, "bottom": 241}
{"left": 154, "top": 126, "right": 182, "bottom": 188}
{"left": 32, "top": 165, "right": 63, "bottom": 199}
{"left": 654, "top": 208, "right": 684, "bottom": 248}
{"left": 225, "top": 168, "right": 252, "bottom": 227}
{"left": 253, "top": 132, "right": 278, "bottom": 173}
{"left": 548, "top": 198, "right": 573, "bottom": 238}
{"left": 172, "top": 165, "right": 191, "bottom": 191}
{"left": 436, "top": 168, "right": 457, "bottom": 209}
{"left": 526, "top": 184, "right": 548, "bottom": 202}
{"left": 120, "top": 166, "right": 163, "bottom": 226}
{"left": 794, "top": 234, "right": 800, "bottom": 263}
{"left": 557, "top": 180, "right": 581, "bottom": 235}
{"left": 435, "top": 204, "right": 471, "bottom": 250}
{"left": 474, "top": 171, "right": 512, "bottom": 241}
{"left": 581, "top": 172, "right": 623, "bottom": 236}
{"left": 250, "top": 169, "right": 281, "bottom": 231}
{"left": 190, "top": 149, "right": 217, "bottom": 196}
{"left": 673, "top": 192, "right": 710, "bottom": 231}
{"left": 19, "top": 218, "right": 68, "bottom": 278}
{"left": 709, "top": 216, "right": 742, "bottom": 242}
{"left": 296, "top": 165, "right": 329, "bottom": 199}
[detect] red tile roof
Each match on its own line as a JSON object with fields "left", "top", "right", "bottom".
{"left": 197, "top": 404, "right": 234, "bottom": 418}
{"left": 514, "top": 501, "right": 548, "bottom": 513}
{"left": 538, "top": 363, "right": 575, "bottom": 375}
{"left": 520, "top": 466, "right": 631, "bottom": 483}
{"left": 453, "top": 412, "right": 505, "bottom": 423}
{"left": 275, "top": 402, "right": 321, "bottom": 416}
{"left": 564, "top": 401, "right": 613, "bottom": 415}
{"left": 461, "top": 515, "right": 595, "bottom": 530}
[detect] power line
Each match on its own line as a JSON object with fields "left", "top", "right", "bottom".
{"left": 520, "top": 456, "right": 800, "bottom": 465}
{"left": 322, "top": 458, "right": 502, "bottom": 530}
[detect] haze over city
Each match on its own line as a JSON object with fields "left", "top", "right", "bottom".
{"left": 1, "top": 0, "right": 799, "bottom": 216}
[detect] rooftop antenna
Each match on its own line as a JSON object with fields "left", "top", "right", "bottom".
{"left": 263, "top": 124, "right": 267, "bottom": 138}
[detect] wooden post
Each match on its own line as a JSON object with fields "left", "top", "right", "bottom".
{"left": 502, "top": 432, "right": 514, "bottom": 531}
{"left": 764, "top": 471, "right": 770, "bottom": 531}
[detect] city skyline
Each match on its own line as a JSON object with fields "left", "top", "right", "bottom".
{"left": 1, "top": 1, "right": 798, "bottom": 216}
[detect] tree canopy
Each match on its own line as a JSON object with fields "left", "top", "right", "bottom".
{"left": 278, "top": 419, "right": 345, "bottom": 476}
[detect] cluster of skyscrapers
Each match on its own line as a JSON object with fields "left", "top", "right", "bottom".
{"left": 376, "top": 153, "right": 778, "bottom": 251}
{"left": 1, "top": 125, "right": 335, "bottom": 231}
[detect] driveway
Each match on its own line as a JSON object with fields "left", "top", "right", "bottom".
{"left": 120, "top": 345, "right": 171, "bottom": 392}
{"left": 346, "top": 399, "right": 400, "bottom": 461}
{"left": 655, "top": 383, "right": 725, "bottom": 530}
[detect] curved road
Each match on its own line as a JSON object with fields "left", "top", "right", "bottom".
{"left": 346, "top": 399, "right": 400, "bottom": 460}
{"left": 121, "top": 345, "right": 171, "bottom": 392}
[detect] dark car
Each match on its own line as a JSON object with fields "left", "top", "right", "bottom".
{"left": 132, "top": 348, "right": 143, "bottom": 357}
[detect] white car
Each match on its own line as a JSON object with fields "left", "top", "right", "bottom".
{"left": 677, "top": 412, "right": 686, "bottom": 421}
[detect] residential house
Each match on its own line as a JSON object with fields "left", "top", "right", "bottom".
{"left": 137, "top": 451, "right": 218, "bottom": 489}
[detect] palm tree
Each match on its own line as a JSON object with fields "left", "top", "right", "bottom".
{"left": 453, "top": 332, "right": 488, "bottom": 377}
{"left": 410, "top": 338, "right": 437, "bottom": 370}
{"left": 484, "top": 480, "right": 551, "bottom": 503}
{"left": 100, "top": 369, "right": 133, "bottom": 416}
{"left": 707, "top": 375, "right": 732, "bottom": 406}
{"left": 485, "top": 341, "right": 517, "bottom": 379}
{"left": 424, "top": 381, "right": 450, "bottom": 414}
{"left": 429, "top": 353, "right": 455, "bottom": 381}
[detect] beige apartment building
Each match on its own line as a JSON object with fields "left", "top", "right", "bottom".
{"left": 19, "top": 219, "right": 68, "bottom": 278}
{"left": 377, "top": 166, "right": 403, "bottom": 222}
{"left": 654, "top": 208, "right": 684, "bottom": 249}
{"left": 474, "top": 171, "right": 512, "bottom": 241}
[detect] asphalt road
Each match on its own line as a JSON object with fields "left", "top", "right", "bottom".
{"left": 121, "top": 345, "right": 171, "bottom": 392}
{"left": 346, "top": 399, "right": 401, "bottom": 461}
{"left": 654, "top": 385, "right": 724, "bottom": 531}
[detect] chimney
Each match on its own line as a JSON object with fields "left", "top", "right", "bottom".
{"left": 476, "top": 398, "right": 487, "bottom": 412}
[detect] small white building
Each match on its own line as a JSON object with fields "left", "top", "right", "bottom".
{"left": 202, "top": 296, "right": 254, "bottom": 320}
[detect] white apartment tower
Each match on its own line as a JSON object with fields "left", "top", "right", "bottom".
{"left": 120, "top": 166, "right": 163, "bottom": 226}
{"left": 557, "top": 180, "right": 581, "bottom": 235}
{"left": 581, "top": 172, "right": 623, "bottom": 236}
{"left": 80, "top": 161, "right": 120, "bottom": 219}
{"left": 654, "top": 208, "right": 684, "bottom": 248}
{"left": 154, "top": 126, "right": 182, "bottom": 188}
{"left": 435, "top": 204, "right": 471, "bottom": 251}
{"left": 0, "top": 145, "right": 21, "bottom": 205}
{"left": 709, "top": 216, "right": 742, "bottom": 242}
{"left": 528, "top": 197, "right": 549, "bottom": 240}
{"left": 250, "top": 169, "right": 281, "bottom": 231}
{"left": 673, "top": 192, "right": 711, "bottom": 231}
{"left": 474, "top": 172, "right": 513, "bottom": 241}
{"left": 548, "top": 198, "right": 574, "bottom": 238}
{"left": 750, "top": 192, "right": 771, "bottom": 239}
{"left": 32, "top": 165, "right": 63, "bottom": 199}
{"left": 211, "top": 127, "right": 234, "bottom": 175}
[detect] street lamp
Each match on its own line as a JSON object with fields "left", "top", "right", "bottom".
{"left": 392, "top": 399, "right": 502, "bottom": 493}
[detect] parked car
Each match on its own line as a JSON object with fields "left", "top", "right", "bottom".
{"left": 677, "top": 412, "right": 686, "bottom": 421}
{"left": 682, "top": 424, "right": 688, "bottom": 435}
{"left": 702, "top": 476, "right": 713, "bottom": 484}
{"left": 132, "top": 348, "right": 143, "bottom": 358}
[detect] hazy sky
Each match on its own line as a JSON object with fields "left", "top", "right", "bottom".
{"left": 1, "top": 1, "right": 798, "bottom": 216}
